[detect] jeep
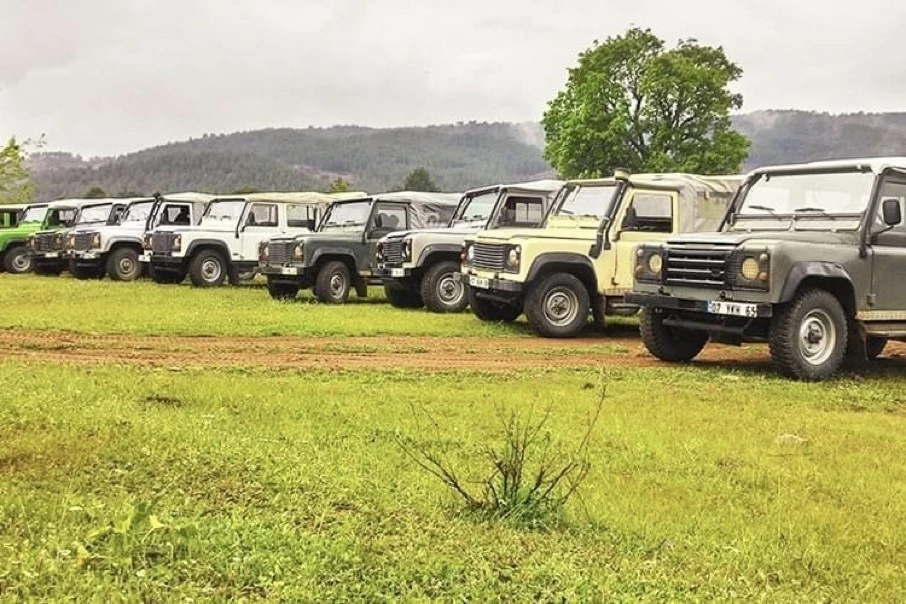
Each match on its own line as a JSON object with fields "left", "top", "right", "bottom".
{"left": 461, "top": 172, "right": 741, "bottom": 338}
{"left": 260, "top": 192, "right": 459, "bottom": 303}
{"left": 374, "top": 180, "right": 563, "bottom": 312}
{"left": 29, "top": 199, "right": 127, "bottom": 276}
{"left": 70, "top": 192, "right": 212, "bottom": 281}
{"left": 0, "top": 203, "right": 48, "bottom": 273}
{"left": 0, "top": 205, "right": 22, "bottom": 229}
{"left": 146, "top": 192, "right": 355, "bottom": 287}
{"left": 627, "top": 157, "right": 906, "bottom": 381}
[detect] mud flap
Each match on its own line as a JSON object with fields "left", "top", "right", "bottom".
{"left": 354, "top": 278, "right": 368, "bottom": 298}
{"left": 844, "top": 317, "right": 867, "bottom": 367}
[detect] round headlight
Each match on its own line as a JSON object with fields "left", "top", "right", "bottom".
{"left": 740, "top": 257, "right": 760, "bottom": 281}
{"left": 506, "top": 247, "right": 520, "bottom": 268}
{"left": 293, "top": 244, "right": 303, "bottom": 259}
{"left": 466, "top": 246, "right": 475, "bottom": 261}
{"left": 647, "top": 253, "right": 663, "bottom": 274}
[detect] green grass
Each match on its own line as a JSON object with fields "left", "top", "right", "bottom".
{"left": 2, "top": 362, "right": 905, "bottom": 600}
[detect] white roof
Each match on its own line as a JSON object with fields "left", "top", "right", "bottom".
{"left": 753, "top": 157, "right": 906, "bottom": 175}
{"left": 47, "top": 198, "right": 121, "bottom": 209}
{"left": 466, "top": 179, "right": 565, "bottom": 196}
{"left": 206, "top": 191, "right": 365, "bottom": 205}
{"left": 161, "top": 192, "right": 217, "bottom": 202}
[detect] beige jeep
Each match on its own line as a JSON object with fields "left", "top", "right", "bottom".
{"left": 460, "top": 171, "right": 742, "bottom": 337}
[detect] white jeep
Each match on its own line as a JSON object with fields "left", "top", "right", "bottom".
{"left": 145, "top": 192, "right": 357, "bottom": 286}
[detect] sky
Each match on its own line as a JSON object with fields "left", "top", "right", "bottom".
{"left": 1, "top": 0, "right": 904, "bottom": 157}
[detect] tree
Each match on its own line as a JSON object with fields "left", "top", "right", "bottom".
{"left": 403, "top": 167, "right": 439, "bottom": 192}
{"left": 542, "top": 28, "right": 749, "bottom": 178}
{"left": 327, "top": 177, "right": 349, "bottom": 193}
{"left": 0, "top": 137, "right": 34, "bottom": 205}
{"left": 84, "top": 186, "right": 107, "bottom": 198}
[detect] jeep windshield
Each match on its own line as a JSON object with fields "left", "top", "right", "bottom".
{"left": 731, "top": 171, "right": 873, "bottom": 231}
{"left": 451, "top": 191, "right": 497, "bottom": 226}
{"left": 320, "top": 201, "right": 371, "bottom": 230}
{"left": 20, "top": 206, "right": 47, "bottom": 224}
{"left": 76, "top": 204, "right": 114, "bottom": 225}
{"left": 200, "top": 200, "right": 246, "bottom": 226}
{"left": 119, "top": 200, "right": 156, "bottom": 224}
{"left": 551, "top": 184, "right": 618, "bottom": 220}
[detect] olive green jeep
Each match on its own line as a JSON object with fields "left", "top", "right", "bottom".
{"left": 628, "top": 157, "right": 906, "bottom": 380}
{"left": 461, "top": 171, "right": 741, "bottom": 337}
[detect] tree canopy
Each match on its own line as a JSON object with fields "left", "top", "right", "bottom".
{"left": 542, "top": 28, "right": 749, "bottom": 178}
{"left": 402, "top": 167, "right": 439, "bottom": 192}
{"left": 0, "top": 137, "right": 34, "bottom": 205}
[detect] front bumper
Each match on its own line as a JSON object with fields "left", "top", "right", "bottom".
{"left": 626, "top": 292, "right": 773, "bottom": 318}
{"left": 148, "top": 254, "right": 185, "bottom": 267}
{"left": 260, "top": 263, "right": 307, "bottom": 277}
{"left": 70, "top": 250, "right": 102, "bottom": 261}
{"left": 373, "top": 266, "right": 412, "bottom": 279}
{"left": 31, "top": 252, "right": 65, "bottom": 260}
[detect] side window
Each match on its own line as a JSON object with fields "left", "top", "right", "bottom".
{"left": 497, "top": 195, "right": 545, "bottom": 227}
{"left": 162, "top": 204, "right": 192, "bottom": 225}
{"left": 621, "top": 193, "right": 673, "bottom": 233}
{"left": 247, "top": 203, "right": 278, "bottom": 227}
{"left": 876, "top": 179, "right": 906, "bottom": 231}
{"left": 371, "top": 204, "right": 407, "bottom": 232}
{"left": 287, "top": 204, "right": 319, "bottom": 228}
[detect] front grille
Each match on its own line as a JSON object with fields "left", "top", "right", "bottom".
{"left": 74, "top": 232, "right": 94, "bottom": 252}
{"left": 664, "top": 245, "right": 734, "bottom": 288}
{"left": 152, "top": 232, "right": 176, "bottom": 254}
{"left": 381, "top": 240, "right": 406, "bottom": 265}
{"left": 34, "top": 233, "right": 58, "bottom": 253}
{"left": 472, "top": 243, "right": 506, "bottom": 271}
{"left": 267, "top": 241, "right": 296, "bottom": 265}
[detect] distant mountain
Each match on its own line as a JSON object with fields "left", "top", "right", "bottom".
{"left": 28, "top": 111, "right": 906, "bottom": 201}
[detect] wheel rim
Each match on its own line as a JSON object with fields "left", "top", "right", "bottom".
{"left": 201, "top": 258, "right": 223, "bottom": 282}
{"left": 798, "top": 309, "right": 837, "bottom": 366}
{"left": 118, "top": 256, "right": 136, "bottom": 276}
{"left": 437, "top": 273, "right": 464, "bottom": 306}
{"left": 11, "top": 251, "right": 30, "bottom": 272}
{"left": 543, "top": 286, "right": 580, "bottom": 327}
{"left": 329, "top": 271, "right": 347, "bottom": 298}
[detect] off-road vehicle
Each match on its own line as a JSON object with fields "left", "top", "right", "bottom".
{"left": 29, "top": 199, "right": 127, "bottom": 276}
{"left": 0, "top": 206, "right": 22, "bottom": 229}
{"left": 70, "top": 192, "right": 212, "bottom": 281}
{"left": 260, "top": 192, "right": 459, "bottom": 302}
{"left": 374, "top": 180, "right": 563, "bottom": 312}
{"left": 461, "top": 171, "right": 741, "bottom": 337}
{"left": 0, "top": 203, "right": 48, "bottom": 273}
{"left": 146, "top": 192, "right": 354, "bottom": 286}
{"left": 627, "top": 157, "right": 906, "bottom": 381}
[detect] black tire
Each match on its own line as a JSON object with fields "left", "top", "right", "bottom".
{"left": 866, "top": 336, "right": 887, "bottom": 360}
{"left": 468, "top": 288, "right": 521, "bottom": 322}
{"left": 639, "top": 307, "right": 709, "bottom": 362}
{"left": 769, "top": 288, "right": 848, "bottom": 381}
{"left": 106, "top": 248, "right": 141, "bottom": 281}
{"left": 189, "top": 249, "right": 227, "bottom": 287}
{"left": 3, "top": 245, "right": 31, "bottom": 274}
{"left": 267, "top": 279, "right": 299, "bottom": 300}
{"left": 315, "top": 260, "right": 351, "bottom": 303}
{"left": 421, "top": 261, "right": 468, "bottom": 313}
{"left": 385, "top": 285, "right": 424, "bottom": 308}
{"left": 524, "top": 273, "right": 590, "bottom": 338}
{"left": 152, "top": 268, "right": 186, "bottom": 284}
{"left": 69, "top": 261, "right": 103, "bottom": 280}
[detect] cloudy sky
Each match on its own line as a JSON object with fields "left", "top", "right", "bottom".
{"left": 1, "top": 0, "right": 903, "bottom": 157}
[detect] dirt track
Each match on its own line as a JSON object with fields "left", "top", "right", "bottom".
{"left": 2, "top": 328, "right": 905, "bottom": 372}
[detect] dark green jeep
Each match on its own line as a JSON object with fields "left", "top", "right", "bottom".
{"left": 260, "top": 192, "right": 459, "bottom": 302}
{"left": 627, "top": 157, "right": 906, "bottom": 380}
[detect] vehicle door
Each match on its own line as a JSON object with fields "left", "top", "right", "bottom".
{"left": 365, "top": 203, "right": 409, "bottom": 271}
{"left": 868, "top": 175, "right": 906, "bottom": 312}
{"left": 238, "top": 203, "right": 280, "bottom": 260}
{"left": 609, "top": 189, "right": 677, "bottom": 293}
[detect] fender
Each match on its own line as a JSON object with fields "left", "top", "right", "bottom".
{"left": 309, "top": 247, "right": 358, "bottom": 268}
{"left": 779, "top": 261, "right": 854, "bottom": 303}
{"left": 416, "top": 243, "right": 462, "bottom": 267}
{"left": 104, "top": 236, "right": 143, "bottom": 254}
{"left": 185, "top": 239, "right": 232, "bottom": 260}
{"left": 526, "top": 252, "right": 598, "bottom": 289}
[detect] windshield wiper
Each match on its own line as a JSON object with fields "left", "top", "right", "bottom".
{"left": 747, "top": 205, "right": 775, "bottom": 214}
{"left": 793, "top": 207, "right": 829, "bottom": 215}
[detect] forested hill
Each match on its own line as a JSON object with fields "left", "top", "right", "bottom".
{"left": 28, "top": 111, "right": 906, "bottom": 201}
{"left": 29, "top": 122, "right": 553, "bottom": 201}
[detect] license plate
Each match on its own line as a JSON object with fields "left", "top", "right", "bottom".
{"left": 138, "top": 254, "right": 150, "bottom": 262}
{"left": 44, "top": 252, "right": 59, "bottom": 258}
{"left": 469, "top": 275, "right": 490, "bottom": 289}
{"left": 390, "top": 268, "right": 405, "bottom": 278}
{"left": 707, "top": 300, "right": 759, "bottom": 318}
{"left": 280, "top": 267, "right": 298, "bottom": 276}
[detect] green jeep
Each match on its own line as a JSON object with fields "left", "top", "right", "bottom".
{"left": 1, "top": 203, "right": 49, "bottom": 273}
{"left": 260, "top": 192, "right": 459, "bottom": 302}
{"left": 627, "top": 157, "right": 906, "bottom": 380}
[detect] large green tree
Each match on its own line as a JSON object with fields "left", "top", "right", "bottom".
{"left": 0, "top": 137, "right": 34, "bottom": 204}
{"left": 402, "top": 167, "right": 440, "bottom": 192}
{"left": 542, "top": 28, "right": 749, "bottom": 178}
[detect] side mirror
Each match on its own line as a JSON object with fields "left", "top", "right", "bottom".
{"left": 882, "top": 198, "right": 902, "bottom": 227}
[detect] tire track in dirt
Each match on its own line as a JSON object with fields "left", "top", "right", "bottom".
{"left": 0, "top": 328, "right": 782, "bottom": 372}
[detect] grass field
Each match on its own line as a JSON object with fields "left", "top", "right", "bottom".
{"left": 1, "top": 274, "right": 905, "bottom": 600}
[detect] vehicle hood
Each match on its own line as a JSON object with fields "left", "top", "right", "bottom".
{"left": 83, "top": 223, "right": 144, "bottom": 236}
{"left": 274, "top": 230, "right": 359, "bottom": 244}
{"left": 666, "top": 230, "right": 860, "bottom": 247}
{"left": 384, "top": 226, "right": 478, "bottom": 242}
{"left": 154, "top": 225, "right": 237, "bottom": 236}
{"left": 473, "top": 226, "right": 596, "bottom": 243}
